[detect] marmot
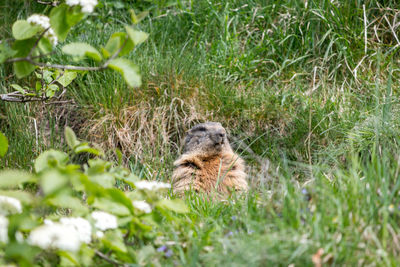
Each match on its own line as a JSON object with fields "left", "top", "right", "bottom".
{"left": 172, "top": 122, "right": 248, "bottom": 194}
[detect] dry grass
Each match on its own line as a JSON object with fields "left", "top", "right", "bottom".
{"left": 84, "top": 97, "right": 210, "bottom": 167}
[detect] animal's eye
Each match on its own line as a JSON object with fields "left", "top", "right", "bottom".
{"left": 196, "top": 127, "right": 207, "bottom": 132}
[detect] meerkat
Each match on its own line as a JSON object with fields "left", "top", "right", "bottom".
{"left": 172, "top": 122, "right": 248, "bottom": 194}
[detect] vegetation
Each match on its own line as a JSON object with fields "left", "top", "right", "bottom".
{"left": 1, "top": 0, "right": 400, "bottom": 265}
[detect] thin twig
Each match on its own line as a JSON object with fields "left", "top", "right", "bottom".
{"left": 49, "top": 70, "right": 64, "bottom": 86}
{"left": 36, "top": 0, "right": 59, "bottom": 6}
{"left": 29, "top": 27, "right": 50, "bottom": 58}
{"left": 45, "top": 100, "right": 73, "bottom": 105}
{"left": 7, "top": 57, "right": 106, "bottom": 71}
{"left": 95, "top": 251, "right": 129, "bottom": 267}
{"left": 103, "top": 37, "right": 129, "bottom": 67}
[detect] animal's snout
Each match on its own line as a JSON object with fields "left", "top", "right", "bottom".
{"left": 211, "top": 132, "right": 225, "bottom": 145}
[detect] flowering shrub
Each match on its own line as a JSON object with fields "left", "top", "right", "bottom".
{"left": 0, "top": 127, "right": 188, "bottom": 265}
{"left": 1, "top": 0, "right": 148, "bottom": 102}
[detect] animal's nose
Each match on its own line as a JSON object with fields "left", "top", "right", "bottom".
{"left": 212, "top": 132, "right": 225, "bottom": 144}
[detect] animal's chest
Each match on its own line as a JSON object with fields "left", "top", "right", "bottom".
{"left": 198, "top": 157, "right": 229, "bottom": 183}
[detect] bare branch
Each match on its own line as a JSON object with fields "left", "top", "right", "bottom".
{"left": 36, "top": 0, "right": 59, "bottom": 6}
{"left": 0, "top": 92, "right": 45, "bottom": 102}
{"left": 29, "top": 27, "right": 50, "bottom": 58}
{"left": 95, "top": 251, "right": 129, "bottom": 267}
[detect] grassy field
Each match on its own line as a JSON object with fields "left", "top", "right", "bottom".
{"left": 1, "top": 0, "right": 400, "bottom": 265}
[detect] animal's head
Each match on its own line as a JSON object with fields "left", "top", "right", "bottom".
{"left": 182, "top": 122, "right": 232, "bottom": 156}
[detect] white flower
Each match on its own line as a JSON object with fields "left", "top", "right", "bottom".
{"left": 95, "top": 230, "right": 104, "bottom": 238}
{"left": 44, "top": 219, "right": 54, "bottom": 225}
{"left": 0, "top": 196, "right": 22, "bottom": 215}
{"left": 134, "top": 181, "right": 171, "bottom": 191}
{"left": 66, "top": 0, "right": 98, "bottom": 13}
{"left": 27, "top": 14, "right": 58, "bottom": 45}
{"left": 0, "top": 216, "right": 9, "bottom": 243}
{"left": 66, "top": 0, "right": 80, "bottom": 5}
{"left": 27, "top": 14, "right": 50, "bottom": 29}
{"left": 46, "top": 28, "right": 58, "bottom": 46}
{"left": 91, "top": 211, "right": 117, "bottom": 231}
{"left": 132, "top": 200, "right": 152, "bottom": 214}
{"left": 15, "top": 231, "right": 24, "bottom": 243}
{"left": 28, "top": 223, "right": 81, "bottom": 252}
{"left": 60, "top": 217, "right": 91, "bottom": 244}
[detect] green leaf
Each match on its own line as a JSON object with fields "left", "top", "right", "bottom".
{"left": 49, "top": 4, "right": 70, "bottom": 42}
{"left": 40, "top": 170, "right": 68, "bottom": 195}
{"left": 43, "top": 70, "right": 54, "bottom": 83}
{"left": 12, "top": 39, "right": 36, "bottom": 78}
{"left": 137, "top": 246, "right": 156, "bottom": 266}
{"left": 157, "top": 199, "right": 189, "bottom": 213}
{"left": 62, "top": 42, "right": 102, "bottom": 61}
{"left": 89, "top": 174, "right": 115, "bottom": 188}
{"left": 0, "top": 132, "right": 8, "bottom": 157}
{"left": 46, "top": 89, "right": 55, "bottom": 98}
{"left": 102, "top": 230, "right": 127, "bottom": 253}
{"left": 46, "top": 84, "right": 60, "bottom": 97}
{"left": 92, "top": 197, "right": 130, "bottom": 216}
{"left": 103, "top": 32, "right": 134, "bottom": 57}
{"left": 121, "top": 173, "right": 139, "bottom": 188}
{"left": 102, "top": 35, "right": 121, "bottom": 58}
{"left": 0, "top": 43, "right": 16, "bottom": 63}
{"left": 108, "top": 58, "right": 141, "bottom": 87}
{"left": 0, "top": 170, "right": 34, "bottom": 188}
{"left": 12, "top": 38, "right": 36, "bottom": 57}
{"left": 5, "top": 243, "right": 40, "bottom": 265}
{"left": 56, "top": 71, "right": 77, "bottom": 87}
{"left": 10, "top": 84, "right": 25, "bottom": 94}
{"left": 13, "top": 61, "right": 36, "bottom": 78}
{"left": 59, "top": 251, "right": 80, "bottom": 267}
{"left": 87, "top": 158, "right": 112, "bottom": 172}
{"left": 66, "top": 5, "right": 85, "bottom": 26}
{"left": 38, "top": 37, "right": 53, "bottom": 54}
{"left": 130, "top": 9, "right": 148, "bottom": 24}
{"left": 35, "top": 81, "right": 42, "bottom": 91}
{"left": 112, "top": 1, "right": 125, "bottom": 9}
{"left": 74, "top": 143, "right": 103, "bottom": 156}
{"left": 34, "top": 149, "right": 69, "bottom": 173}
{"left": 106, "top": 188, "right": 135, "bottom": 214}
{"left": 12, "top": 20, "right": 40, "bottom": 40}
{"left": 0, "top": 190, "right": 33, "bottom": 204}
{"left": 64, "top": 126, "right": 80, "bottom": 150}
{"left": 46, "top": 84, "right": 59, "bottom": 98}
{"left": 47, "top": 194, "right": 88, "bottom": 215}
{"left": 125, "top": 26, "right": 149, "bottom": 46}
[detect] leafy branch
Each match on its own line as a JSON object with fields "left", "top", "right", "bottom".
{"left": 1, "top": 3, "right": 149, "bottom": 103}
{"left": 6, "top": 36, "right": 129, "bottom": 71}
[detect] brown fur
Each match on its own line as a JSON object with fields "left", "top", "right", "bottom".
{"left": 172, "top": 122, "right": 248, "bottom": 194}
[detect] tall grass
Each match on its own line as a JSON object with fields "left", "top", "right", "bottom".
{"left": 1, "top": 0, "right": 400, "bottom": 264}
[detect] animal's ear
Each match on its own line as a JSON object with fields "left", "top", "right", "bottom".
{"left": 184, "top": 134, "right": 192, "bottom": 144}
{"left": 182, "top": 134, "right": 192, "bottom": 153}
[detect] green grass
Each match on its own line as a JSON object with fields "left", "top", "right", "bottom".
{"left": 2, "top": 0, "right": 400, "bottom": 265}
